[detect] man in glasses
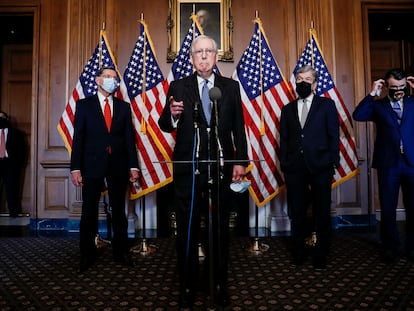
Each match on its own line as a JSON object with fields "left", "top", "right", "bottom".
{"left": 353, "top": 68, "right": 414, "bottom": 264}
{"left": 159, "top": 35, "right": 248, "bottom": 309}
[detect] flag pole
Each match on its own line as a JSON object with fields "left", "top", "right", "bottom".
{"left": 130, "top": 14, "right": 157, "bottom": 256}
{"left": 310, "top": 21, "right": 314, "bottom": 67}
{"left": 245, "top": 14, "right": 269, "bottom": 255}
{"left": 99, "top": 22, "right": 105, "bottom": 68}
{"left": 140, "top": 15, "right": 147, "bottom": 134}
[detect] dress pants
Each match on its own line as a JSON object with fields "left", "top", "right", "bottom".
{"left": 80, "top": 175, "right": 129, "bottom": 258}
{"left": 0, "top": 158, "right": 22, "bottom": 216}
{"left": 377, "top": 153, "right": 414, "bottom": 254}
{"left": 174, "top": 172, "right": 230, "bottom": 294}
{"left": 284, "top": 163, "right": 333, "bottom": 261}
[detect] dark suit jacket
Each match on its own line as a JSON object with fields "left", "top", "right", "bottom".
{"left": 4, "top": 127, "right": 26, "bottom": 170}
{"left": 70, "top": 94, "right": 138, "bottom": 179}
{"left": 353, "top": 94, "right": 414, "bottom": 169}
{"left": 158, "top": 73, "right": 248, "bottom": 192}
{"left": 280, "top": 95, "right": 340, "bottom": 174}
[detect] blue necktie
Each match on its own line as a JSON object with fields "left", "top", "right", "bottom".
{"left": 393, "top": 101, "right": 404, "bottom": 153}
{"left": 202, "top": 79, "right": 211, "bottom": 124}
{"left": 393, "top": 101, "right": 402, "bottom": 124}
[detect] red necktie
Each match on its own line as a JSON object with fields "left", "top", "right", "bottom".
{"left": 0, "top": 129, "right": 6, "bottom": 158}
{"left": 104, "top": 97, "right": 112, "bottom": 132}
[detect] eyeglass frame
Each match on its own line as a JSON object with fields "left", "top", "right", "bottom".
{"left": 191, "top": 48, "right": 217, "bottom": 57}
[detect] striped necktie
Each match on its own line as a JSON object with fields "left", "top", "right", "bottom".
{"left": 393, "top": 101, "right": 402, "bottom": 124}
{"left": 201, "top": 79, "right": 211, "bottom": 125}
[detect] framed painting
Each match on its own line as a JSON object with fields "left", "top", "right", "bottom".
{"left": 167, "top": 0, "right": 233, "bottom": 62}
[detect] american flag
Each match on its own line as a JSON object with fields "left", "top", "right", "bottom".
{"left": 57, "top": 30, "right": 121, "bottom": 153}
{"left": 119, "top": 20, "right": 175, "bottom": 199}
{"left": 167, "top": 13, "right": 220, "bottom": 83}
{"left": 232, "top": 18, "right": 295, "bottom": 207}
{"left": 290, "top": 29, "right": 359, "bottom": 186}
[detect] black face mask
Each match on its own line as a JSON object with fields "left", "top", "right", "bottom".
{"left": 0, "top": 118, "right": 9, "bottom": 129}
{"left": 296, "top": 81, "right": 313, "bottom": 99}
{"left": 388, "top": 87, "right": 407, "bottom": 102}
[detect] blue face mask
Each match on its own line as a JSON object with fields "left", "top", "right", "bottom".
{"left": 101, "top": 77, "right": 118, "bottom": 93}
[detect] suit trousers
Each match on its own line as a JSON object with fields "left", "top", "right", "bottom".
{"left": 174, "top": 172, "right": 230, "bottom": 292}
{"left": 284, "top": 163, "right": 333, "bottom": 260}
{"left": 80, "top": 175, "right": 129, "bottom": 258}
{"left": 377, "top": 153, "right": 414, "bottom": 254}
{"left": 0, "top": 158, "right": 22, "bottom": 216}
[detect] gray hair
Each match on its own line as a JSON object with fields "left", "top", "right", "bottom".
{"left": 295, "top": 65, "right": 318, "bottom": 82}
{"left": 191, "top": 35, "right": 217, "bottom": 54}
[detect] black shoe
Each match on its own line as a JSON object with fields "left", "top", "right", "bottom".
{"left": 79, "top": 256, "right": 95, "bottom": 273}
{"left": 382, "top": 250, "right": 400, "bottom": 264}
{"left": 312, "top": 256, "right": 327, "bottom": 271}
{"left": 215, "top": 284, "right": 230, "bottom": 307}
{"left": 113, "top": 252, "right": 133, "bottom": 266}
{"left": 179, "top": 288, "right": 194, "bottom": 309}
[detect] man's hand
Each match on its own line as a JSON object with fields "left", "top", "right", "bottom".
{"left": 370, "top": 79, "right": 385, "bottom": 97}
{"left": 407, "top": 75, "right": 414, "bottom": 89}
{"left": 169, "top": 96, "right": 184, "bottom": 120}
{"left": 71, "top": 171, "right": 83, "bottom": 187}
{"left": 232, "top": 165, "right": 246, "bottom": 183}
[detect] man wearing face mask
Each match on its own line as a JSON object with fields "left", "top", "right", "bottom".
{"left": 0, "top": 111, "right": 27, "bottom": 217}
{"left": 280, "top": 65, "right": 340, "bottom": 270}
{"left": 70, "top": 66, "right": 140, "bottom": 273}
{"left": 353, "top": 68, "right": 414, "bottom": 264}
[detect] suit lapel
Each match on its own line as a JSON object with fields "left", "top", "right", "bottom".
{"left": 92, "top": 94, "right": 109, "bottom": 132}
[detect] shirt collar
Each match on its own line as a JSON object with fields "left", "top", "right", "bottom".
{"left": 97, "top": 91, "right": 112, "bottom": 104}
{"left": 197, "top": 74, "right": 215, "bottom": 86}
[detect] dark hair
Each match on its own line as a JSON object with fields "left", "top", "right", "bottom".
{"left": 97, "top": 66, "right": 116, "bottom": 77}
{"left": 384, "top": 68, "right": 406, "bottom": 82}
{"left": 0, "top": 110, "right": 9, "bottom": 120}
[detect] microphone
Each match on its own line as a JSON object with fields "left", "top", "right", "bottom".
{"left": 209, "top": 87, "right": 222, "bottom": 125}
{"left": 193, "top": 101, "right": 200, "bottom": 128}
{"left": 209, "top": 87, "right": 225, "bottom": 175}
{"left": 209, "top": 87, "right": 222, "bottom": 102}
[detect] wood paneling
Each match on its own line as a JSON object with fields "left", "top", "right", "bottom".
{"left": 4, "top": 0, "right": 412, "bottom": 222}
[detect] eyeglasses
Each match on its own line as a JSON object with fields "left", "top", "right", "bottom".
{"left": 388, "top": 85, "right": 406, "bottom": 90}
{"left": 192, "top": 48, "right": 216, "bottom": 57}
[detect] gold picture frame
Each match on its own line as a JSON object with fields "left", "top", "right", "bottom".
{"left": 167, "top": 0, "right": 233, "bottom": 62}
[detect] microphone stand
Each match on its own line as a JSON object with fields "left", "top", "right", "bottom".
{"left": 206, "top": 126, "right": 216, "bottom": 310}
{"left": 194, "top": 102, "right": 201, "bottom": 175}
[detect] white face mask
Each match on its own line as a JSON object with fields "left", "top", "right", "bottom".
{"left": 101, "top": 77, "right": 118, "bottom": 93}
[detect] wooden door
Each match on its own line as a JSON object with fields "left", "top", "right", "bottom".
{"left": 0, "top": 44, "right": 32, "bottom": 215}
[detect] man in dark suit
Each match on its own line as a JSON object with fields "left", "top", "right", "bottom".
{"left": 280, "top": 65, "right": 340, "bottom": 271}
{"left": 353, "top": 68, "right": 414, "bottom": 263}
{"left": 159, "top": 35, "right": 248, "bottom": 309}
{"left": 0, "top": 111, "right": 27, "bottom": 217}
{"left": 70, "top": 66, "right": 140, "bottom": 273}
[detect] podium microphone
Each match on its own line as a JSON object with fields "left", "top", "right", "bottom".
{"left": 209, "top": 87, "right": 222, "bottom": 106}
